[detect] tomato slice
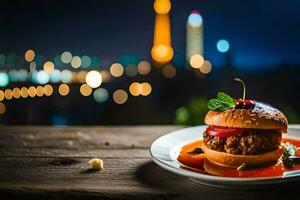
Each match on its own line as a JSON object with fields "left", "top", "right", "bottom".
{"left": 205, "top": 126, "right": 246, "bottom": 137}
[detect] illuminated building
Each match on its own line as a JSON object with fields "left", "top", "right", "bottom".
{"left": 151, "top": 0, "right": 173, "bottom": 64}
{"left": 186, "top": 10, "right": 204, "bottom": 64}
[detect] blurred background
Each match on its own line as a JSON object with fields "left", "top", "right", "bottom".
{"left": 0, "top": 0, "right": 299, "bottom": 125}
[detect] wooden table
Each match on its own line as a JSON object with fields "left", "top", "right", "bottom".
{"left": 0, "top": 126, "right": 299, "bottom": 200}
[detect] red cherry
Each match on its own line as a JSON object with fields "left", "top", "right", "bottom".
{"left": 235, "top": 99, "right": 255, "bottom": 109}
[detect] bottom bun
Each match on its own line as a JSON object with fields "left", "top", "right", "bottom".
{"left": 202, "top": 145, "right": 283, "bottom": 168}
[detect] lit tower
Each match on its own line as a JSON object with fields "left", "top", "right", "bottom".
{"left": 186, "top": 10, "right": 204, "bottom": 64}
{"left": 151, "top": 0, "right": 174, "bottom": 64}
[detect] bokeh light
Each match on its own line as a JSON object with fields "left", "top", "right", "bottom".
{"left": 200, "top": 60, "right": 212, "bottom": 74}
{"left": 162, "top": 64, "right": 176, "bottom": 78}
{"left": 71, "top": 71, "right": 77, "bottom": 83}
{"left": 20, "top": 87, "right": 28, "bottom": 98}
{"left": 36, "top": 86, "right": 44, "bottom": 97}
{"left": 217, "top": 39, "right": 230, "bottom": 53}
{"left": 61, "top": 51, "right": 72, "bottom": 64}
{"left": 61, "top": 70, "right": 72, "bottom": 83}
{"left": 110, "top": 63, "right": 124, "bottom": 77}
{"left": 30, "top": 71, "right": 38, "bottom": 84}
{"left": 77, "top": 71, "right": 87, "bottom": 83}
{"left": 190, "top": 54, "right": 204, "bottom": 68}
{"left": 8, "top": 70, "right": 18, "bottom": 82}
{"left": 24, "top": 49, "right": 35, "bottom": 62}
{"left": 138, "top": 61, "right": 151, "bottom": 75}
{"left": 44, "top": 84, "right": 53, "bottom": 96}
{"left": 37, "top": 70, "right": 50, "bottom": 84}
{"left": 0, "top": 102, "right": 5, "bottom": 114}
{"left": 93, "top": 88, "right": 109, "bottom": 103}
{"left": 0, "top": 90, "right": 4, "bottom": 101}
{"left": 4, "top": 89, "right": 13, "bottom": 100}
{"left": 141, "top": 82, "right": 152, "bottom": 96}
{"left": 86, "top": 70, "right": 102, "bottom": 88}
{"left": 12, "top": 88, "right": 21, "bottom": 99}
{"left": 125, "top": 64, "right": 138, "bottom": 77}
{"left": 50, "top": 69, "right": 61, "bottom": 83}
{"left": 71, "top": 56, "right": 81, "bottom": 68}
{"left": 58, "top": 84, "right": 70, "bottom": 96}
{"left": 153, "top": 0, "right": 171, "bottom": 14}
{"left": 0, "top": 72, "right": 9, "bottom": 87}
{"left": 113, "top": 89, "right": 128, "bottom": 104}
{"left": 18, "top": 69, "right": 28, "bottom": 82}
{"left": 129, "top": 82, "right": 141, "bottom": 96}
{"left": 28, "top": 86, "right": 37, "bottom": 97}
{"left": 80, "top": 83, "right": 93, "bottom": 96}
{"left": 29, "top": 61, "right": 36, "bottom": 71}
{"left": 81, "top": 56, "right": 91, "bottom": 68}
{"left": 187, "top": 12, "right": 203, "bottom": 28}
{"left": 151, "top": 44, "right": 174, "bottom": 63}
{"left": 43, "top": 61, "right": 55, "bottom": 73}
{"left": 100, "top": 70, "right": 111, "bottom": 83}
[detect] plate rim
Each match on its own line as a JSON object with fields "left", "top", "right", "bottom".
{"left": 150, "top": 125, "right": 300, "bottom": 183}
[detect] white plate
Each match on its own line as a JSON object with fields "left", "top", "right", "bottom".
{"left": 150, "top": 125, "right": 300, "bottom": 190}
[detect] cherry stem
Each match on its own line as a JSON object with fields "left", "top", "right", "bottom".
{"left": 234, "top": 78, "right": 246, "bottom": 100}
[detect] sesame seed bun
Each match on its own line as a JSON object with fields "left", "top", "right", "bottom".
{"left": 204, "top": 102, "right": 288, "bottom": 132}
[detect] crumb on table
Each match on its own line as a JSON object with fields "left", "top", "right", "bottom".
{"left": 88, "top": 158, "right": 104, "bottom": 170}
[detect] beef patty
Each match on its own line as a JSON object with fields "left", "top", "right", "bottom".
{"left": 203, "top": 129, "right": 282, "bottom": 155}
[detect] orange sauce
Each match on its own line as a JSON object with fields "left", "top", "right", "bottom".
{"left": 177, "top": 138, "right": 300, "bottom": 178}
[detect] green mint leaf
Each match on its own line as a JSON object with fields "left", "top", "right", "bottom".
{"left": 217, "top": 92, "right": 236, "bottom": 105}
{"left": 207, "top": 92, "right": 236, "bottom": 111}
{"left": 188, "top": 147, "right": 204, "bottom": 154}
{"left": 282, "top": 143, "right": 296, "bottom": 168}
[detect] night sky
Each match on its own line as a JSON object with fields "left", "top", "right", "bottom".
{"left": 0, "top": 0, "right": 299, "bottom": 70}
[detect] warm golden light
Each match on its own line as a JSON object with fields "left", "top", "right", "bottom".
{"left": 100, "top": 70, "right": 111, "bottom": 82}
{"left": 129, "top": 82, "right": 141, "bottom": 96}
{"left": 43, "top": 84, "right": 53, "bottom": 96}
{"left": 28, "top": 86, "right": 37, "bottom": 97}
{"left": 154, "top": 0, "right": 171, "bottom": 14}
{"left": 0, "top": 102, "right": 5, "bottom": 114}
{"left": 4, "top": 89, "right": 12, "bottom": 100}
{"left": 113, "top": 89, "right": 128, "bottom": 104}
{"left": 151, "top": 44, "right": 174, "bottom": 63}
{"left": 0, "top": 90, "right": 4, "bottom": 101}
{"left": 190, "top": 54, "right": 204, "bottom": 68}
{"left": 151, "top": 13, "right": 173, "bottom": 63}
{"left": 36, "top": 86, "right": 44, "bottom": 97}
{"left": 200, "top": 60, "right": 212, "bottom": 74}
{"left": 141, "top": 82, "right": 152, "bottom": 96}
{"left": 80, "top": 83, "right": 93, "bottom": 96}
{"left": 77, "top": 71, "right": 87, "bottom": 83}
{"left": 58, "top": 84, "right": 70, "bottom": 96}
{"left": 138, "top": 61, "right": 151, "bottom": 75}
{"left": 43, "top": 61, "right": 55, "bottom": 73}
{"left": 12, "top": 88, "right": 21, "bottom": 99}
{"left": 86, "top": 70, "right": 102, "bottom": 88}
{"left": 20, "top": 87, "right": 28, "bottom": 98}
{"left": 25, "top": 49, "right": 35, "bottom": 62}
{"left": 110, "top": 63, "right": 124, "bottom": 77}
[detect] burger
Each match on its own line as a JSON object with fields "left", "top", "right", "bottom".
{"left": 202, "top": 79, "right": 288, "bottom": 168}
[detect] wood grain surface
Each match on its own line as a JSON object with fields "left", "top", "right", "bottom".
{"left": 0, "top": 126, "right": 300, "bottom": 200}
